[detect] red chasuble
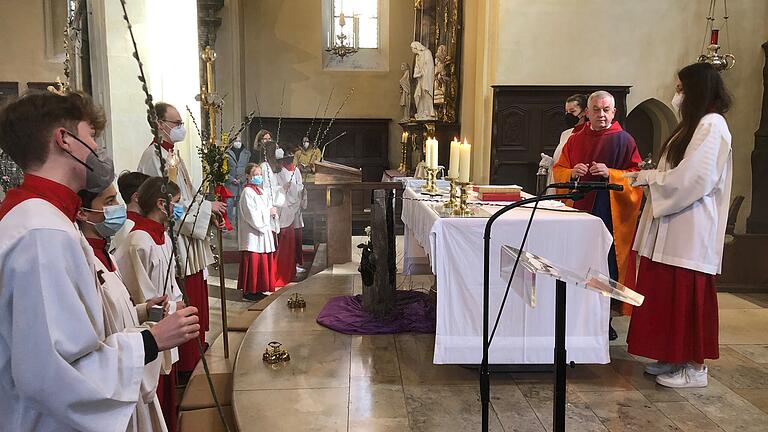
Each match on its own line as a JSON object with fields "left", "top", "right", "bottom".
{"left": 552, "top": 121, "right": 643, "bottom": 291}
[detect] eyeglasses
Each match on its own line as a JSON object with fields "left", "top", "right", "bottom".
{"left": 164, "top": 119, "right": 184, "bottom": 127}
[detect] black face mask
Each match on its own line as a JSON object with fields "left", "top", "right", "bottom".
{"left": 63, "top": 130, "right": 116, "bottom": 193}
{"left": 564, "top": 113, "right": 580, "bottom": 129}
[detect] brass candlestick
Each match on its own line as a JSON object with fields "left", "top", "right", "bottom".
{"left": 454, "top": 181, "right": 472, "bottom": 216}
{"left": 263, "top": 341, "right": 291, "bottom": 364}
{"left": 443, "top": 177, "right": 458, "bottom": 210}
{"left": 420, "top": 167, "right": 440, "bottom": 195}
{"left": 398, "top": 134, "right": 409, "bottom": 173}
{"left": 287, "top": 293, "right": 306, "bottom": 309}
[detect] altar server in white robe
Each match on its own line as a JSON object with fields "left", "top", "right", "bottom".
{"left": 111, "top": 171, "right": 150, "bottom": 253}
{"left": 77, "top": 184, "right": 170, "bottom": 432}
{"left": 137, "top": 102, "right": 226, "bottom": 374}
{"left": 0, "top": 91, "right": 199, "bottom": 432}
{"left": 256, "top": 135, "right": 286, "bottom": 236}
{"left": 237, "top": 163, "right": 277, "bottom": 299}
{"left": 114, "top": 177, "right": 186, "bottom": 432}
{"left": 274, "top": 152, "right": 304, "bottom": 286}
{"left": 626, "top": 63, "right": 733, "bottom": 389}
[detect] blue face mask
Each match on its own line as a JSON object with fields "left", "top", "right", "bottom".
{"left": 84, "top": 204, "right": 127, "bottom": 238}
{"left": 172, "top": 203, "right": 184, "bottom": 221}
{"left": 250, "top": 175, "right": 263, "bottom": 186}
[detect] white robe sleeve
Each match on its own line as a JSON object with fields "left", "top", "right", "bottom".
{"left": 7, "top": 230, "right": 143, "bottom": 432}
{"left": 177, "top": 196, "right": 212, "bottom": 241}
{"left": 240, "top": 188, "right": 271, "bottom": 233}
{"left": 638, "top": 117, "right": 731, "bottom": 218}
{"left": 114, "top": 237, "right": 154, "bottom": 305}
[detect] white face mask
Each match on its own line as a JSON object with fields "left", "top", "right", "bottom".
{"left": 275, "top": 148, "right": 285, "bottom": 159}
{"left": 302, "top": 140, "right": 310, "bottom": 149}
{"left": 169, "top": 124, "right": 186, "bottom": 143}
{"left": 671, "top": 92, "right": 684, "bottom": 114}
{"left": 232, "top": 140, "right": 242, "bottom": 149}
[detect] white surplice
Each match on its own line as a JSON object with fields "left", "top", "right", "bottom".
{"left": 259, "top": 162, "right": 286, "bottom": 233}
{"left": 110, "top": 216, "right": 135, "bottom": 254}
{"left": 137, "top": 144, "right": 214, "bottom": 277}
{"left": 238, "top": 185, "right": 276, "bottom": 253}
{"left": 275, "top": 166, "right": 304, "bottom": 229}
{"left": 632, "top": 113, "right": 732, "bottom": 274}
{"left": 0, "top": 199, "right": 144, "bottom": 432}
{"left": 547, "top": 127, "right": 575, "bottom": 186}
{"left": 114, "top": 230, "right": 182, "bottom": 374}
{"left": 90, "top": 249, "right": 167, "bottom": 432}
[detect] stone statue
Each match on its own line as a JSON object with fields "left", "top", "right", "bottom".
{"left": 399, "top": 62, "right": 412, "bottom": 122}
{"left": 410, "top": 41, "right": 436, "bottom": 120}
{"left": 434, "top": 44, "right": 450, "bottom": 106}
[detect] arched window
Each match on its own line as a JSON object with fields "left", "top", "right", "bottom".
{"left": 323, "top": 0, "right": 390, "bottom": 71}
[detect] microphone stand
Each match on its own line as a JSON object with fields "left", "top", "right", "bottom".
{"left": 480, "top": 189, "right": 585, "bottom": 432}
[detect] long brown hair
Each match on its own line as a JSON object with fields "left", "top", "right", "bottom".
{"left": 661, "top": 63, "right": 732, "bottom": 167}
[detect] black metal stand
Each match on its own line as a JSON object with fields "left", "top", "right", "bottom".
{"left": 553, "top": 278, "right": 567, "bottom": 432}
{"left": 481, "top": 191, "right": 584, "bottom": 432}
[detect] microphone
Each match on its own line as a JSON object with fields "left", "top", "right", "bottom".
{"left": 547, "top": 181, "right": 624, "bottom": 192}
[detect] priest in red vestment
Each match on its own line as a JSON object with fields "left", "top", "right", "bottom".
{"left": 553, "top": 90, "right": 643, "bottom": 311}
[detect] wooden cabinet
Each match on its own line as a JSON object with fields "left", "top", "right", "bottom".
{"left": 490, "top": 85, "right": 630, "bottom": 192}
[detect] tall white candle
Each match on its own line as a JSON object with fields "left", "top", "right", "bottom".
{"left": 448, "top": 138, "right": 460, "bottom": 178}
{"left": 459, "top": 138, "right": 471, "bottom": 183}
{"left": 430, "top": 138, "right": 439, "bottom": 168}
{"left": 424, "top": 137, "right": 431, "bottom": 168}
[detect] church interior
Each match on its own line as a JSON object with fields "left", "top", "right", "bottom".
{"left": 2, "top": 0, "right": 768, "bottom": 431}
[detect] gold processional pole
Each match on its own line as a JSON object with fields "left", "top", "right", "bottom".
{"left": 201, "top": 46, "right": 230, "bottom": 358}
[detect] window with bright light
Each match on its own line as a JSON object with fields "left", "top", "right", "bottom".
{"left": 333, "top": 0, "right": 379, "bottom": 50}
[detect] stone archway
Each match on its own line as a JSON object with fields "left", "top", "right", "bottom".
{"left": 625, "top": 98, "right": 678, "bottom": 161}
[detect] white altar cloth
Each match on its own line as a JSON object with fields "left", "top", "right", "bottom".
{"left": 401, "top": 183, "right": 614, "bottom": 365}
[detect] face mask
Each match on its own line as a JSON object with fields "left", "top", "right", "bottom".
{"left": 64, "top": 130, "right": 116, "bottom": 193}
{"left": 302, "top": 140, "right": 310, "bottom": 149}
{"left": 564, "top": 112, "right": 580, "bottom": 129}
{"left": 275, "top": 148, "right": 285, "bottom": 159}
{"left": 671, "top": 92, "right": 684, "bottom": 114}
{"left": 232, "top": 140, "right": 242, "bottom": 149}
{"left": 250, "top": 175, "right": 264, "bottom": 186}
{"left": 172, "top": 202, "right": 184, "bottom": 221}
{"left": 169, "top": 124, "right": 186, "bottom": 143}
{"left": 84, "top": 204, "right": 127, "bottom": 237}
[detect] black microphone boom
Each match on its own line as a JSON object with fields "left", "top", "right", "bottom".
{"left": 547, "top": 181, "right": 624, "bottom": 192}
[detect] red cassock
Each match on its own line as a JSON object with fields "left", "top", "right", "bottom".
{"left": 274, "top": 226, "right": 297, "bottom": 287}
{"left": 156, "top": 364, "right": 177, "bottom": 432}
{"left": 626, "top": 257, "right": 719, "bottom": 364}
{"left": 238, "top": 251, "right": 276, "bottom": 293}
{"left": 176, "top": 272, "right": 208, "bottom": 373}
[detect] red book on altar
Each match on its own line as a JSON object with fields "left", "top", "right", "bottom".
{"left": 477, "top": 192, "right": 521, "bottom": 202}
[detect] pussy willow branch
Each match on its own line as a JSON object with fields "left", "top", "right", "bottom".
{"left": 186, "top": 105, "right": 207, "bottom": 143}
{"left": 319, "top": 87, "right": 354, "bottom": 147}
{"left": 225, "top": 110, "right": 257, "bottom": 145}
{"left": 313, "top": 87, "right": 335, "bottom": 148}
{"left": 275, "top": 82, "right": 286, "bottom": 144}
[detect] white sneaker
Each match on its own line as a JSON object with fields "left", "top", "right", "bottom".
{"left": 644, "top": 362, "right": 679, "bottom": 376}
{"left": 656, "top": 364, "right": 708, "bottom": 388}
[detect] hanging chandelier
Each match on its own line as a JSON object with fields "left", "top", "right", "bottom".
{"left": 325, "top": 13, "right": 359, "bottom": 61}
{"left": 697, "top": 0, "right": 735, "bottom": 71}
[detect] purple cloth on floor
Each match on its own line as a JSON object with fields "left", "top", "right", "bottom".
{"left": 316, "top": 290, "right": 436, "bottom": 335}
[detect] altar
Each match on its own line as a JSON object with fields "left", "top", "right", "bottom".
{"left": 400, "top": 180, "right": 615, "bottom": 365}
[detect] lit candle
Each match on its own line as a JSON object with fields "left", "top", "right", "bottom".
{"left": 430, "top": 137, "right": 439, "bottom": 168}
{"left": 458, "top": 138, "right": 471, "bottom": 183}
{"left": 402, "top": 131, "right": 408, "bottom": 143}
{"left": 448, "top": 138, "right": 460, "bottom": 178}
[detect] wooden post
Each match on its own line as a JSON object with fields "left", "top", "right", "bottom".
{"left": 363, "top": 189, "right": 395, "bottom": 315}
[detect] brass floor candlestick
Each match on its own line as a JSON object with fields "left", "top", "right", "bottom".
{"left": 398, "top": 139, "right": 409, "bottom": 173}
{"left": 454, "top": 181, "right": 472, "bottom": 216}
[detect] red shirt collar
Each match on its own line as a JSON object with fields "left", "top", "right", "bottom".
{"left": 127, "top": 210, "right": 142, "bottom": 223}
{"left": 583, "top": 120, "right": 623, "bottom": 136}
{"left": 151, "top": 139, "right": 175, "bottom": 153}
{"left": 0, "top": 174, "right": 81, "bottom": 222}
{"left": 245, "top": 184, "right": 263, "bottom": 194}
{"left": 86, "top": 236, "right": 115, "bottom": 271}
{"left": 130, "top": 213, "right": 166, "bottom": 245}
